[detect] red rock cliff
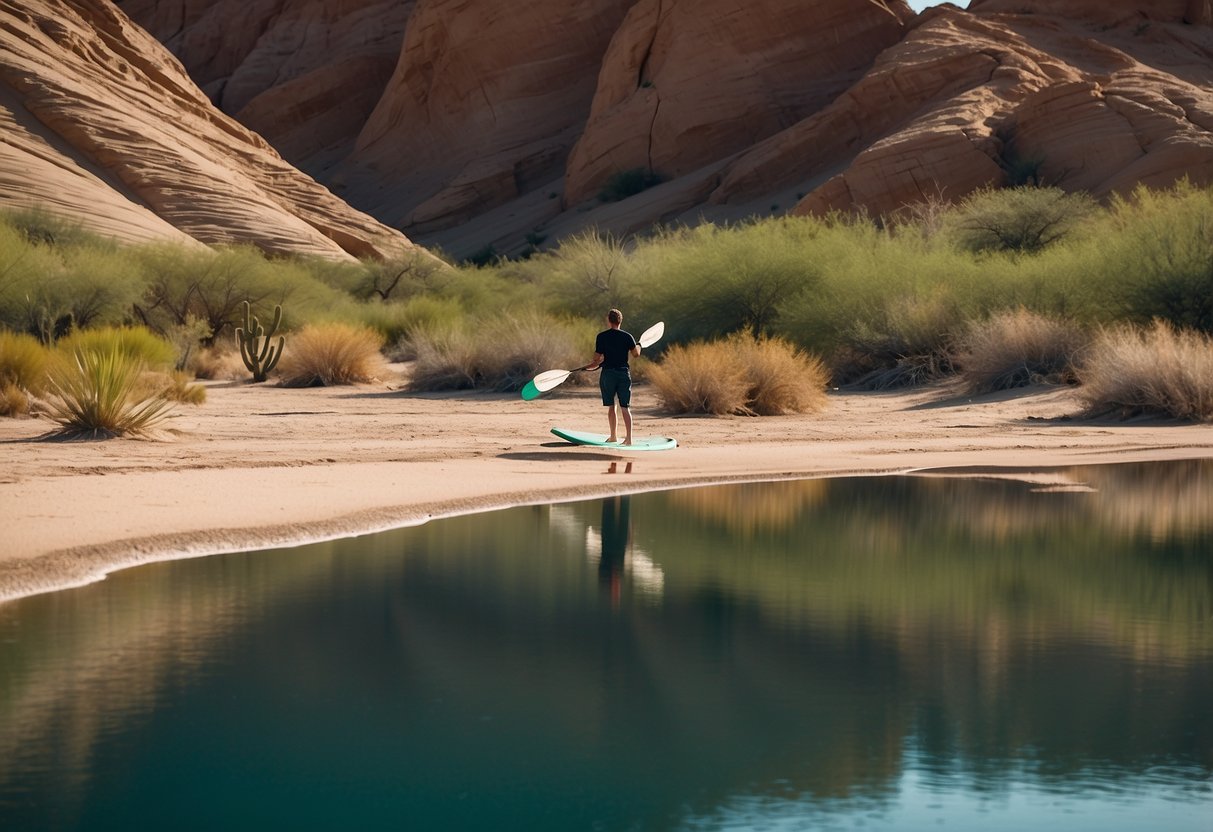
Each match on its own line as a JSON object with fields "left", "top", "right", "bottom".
{"left": 1, "top": 0, "right": 420, "bottom": 258}
{"left": 35, "top": 0, "right": 1213, "bottom": 257}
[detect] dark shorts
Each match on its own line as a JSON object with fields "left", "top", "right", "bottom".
{"left": 600, "top": 367, "right": 631, "bottom": 407}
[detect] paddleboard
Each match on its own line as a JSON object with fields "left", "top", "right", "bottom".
{"left": 551, "top": 427, "right": 677, "bottom": 451}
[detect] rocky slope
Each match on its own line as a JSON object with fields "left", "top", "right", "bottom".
{"left": 12, "top": 0, "right": 1213, "bottom": 259}
{"left": 0, "top": 0, "right": 420, "bottom": 259}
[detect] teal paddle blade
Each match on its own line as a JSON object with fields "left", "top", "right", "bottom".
{"left": 520, "top": 379, "right": 542, "bottom": 401}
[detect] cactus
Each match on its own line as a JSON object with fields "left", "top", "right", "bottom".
{"left": 235, "top": 301, "right": 284, "bottom": 382}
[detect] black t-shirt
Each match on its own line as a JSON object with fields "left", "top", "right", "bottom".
{"left": 595, "top": 328, "right": 637, "bottom": 369}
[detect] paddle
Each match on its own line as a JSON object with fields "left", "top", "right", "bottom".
{"left": 520, "top": 321, "right": 664, "bottom": 401}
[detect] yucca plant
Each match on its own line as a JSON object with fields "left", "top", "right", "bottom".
{"left": 44, "top": 347, "right": 176, "bottom": 439}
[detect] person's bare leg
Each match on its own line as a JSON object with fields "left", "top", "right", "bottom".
{"left": 621, "top": 406, "right": 633, "bottom": 445}
{"left": 606, "top": 406, "right": 618, "bottom": 443}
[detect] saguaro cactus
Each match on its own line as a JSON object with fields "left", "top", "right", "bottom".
{"left": 235, "top": 301, "right": 284, "bottom": 382}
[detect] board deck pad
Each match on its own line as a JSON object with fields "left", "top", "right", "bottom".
{"left": 551, "top": 427, "right": 677, "bottom": 451}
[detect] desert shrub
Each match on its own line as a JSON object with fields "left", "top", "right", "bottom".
{"left": 150, "top": 369, "right": 207, "bottom": 405}
{"left": 163, "top": 314, "right": 213, "bottom": 371}
{"left": 637, "top": 219, "right": 822, "bottom": 342}
{"left": 0, "top": 382, "right": 30, "bottom": 417}
{"left": 349, "top": 249, "right": 448, "bottom": 301}
{"left": 0, "top": 330, "right": 51, "bottom": 396}
{"left": 835, "top": 292, "right": 964, "bottom": 388}
{"left": 949, "top": 186, "right": 1097, "bottom": 254}
{"left": 647, "top": 341, "right": 750, "bottom": 415}
{"left": 358, "top": 295, "right": 465, "bottom": 356}
{"left": 598, "top": 168, "right": 664, "bottom": 202}
{"left": 1077, "top": 321, "right": 1213, "bottom": 420}
{"left": 648, "top": 334, "right": 827, "bottom": 416}
{"left": 534, "top": 231, "right": 636, "bottom": 319}
{"left": 43, "top": 347, "right": 176, "bottom": 439}
{"left": 955, "top": 308, "right": 1088, "bottom": 393}
{"left": 1100, "top": 183, "right": 1213, "bottom": 333}
{"left": 0, "top": 221, "right": 145, "bottom": 341}
{"left": 276, "top": 322, "right": 387, "bottom": 387}
{"left": 188, "top": 345, "right": 247, "bottom": 381}
{"left": 56, "top": 326, "right": 176, "bottom": 370}
{"left": 408, "top": 313, "right": 590, "bottom": 392}
{"left": 734, "top": 334, "right": 829, "bottom": 415}
{"left": 132, "top": 244, "right": 347, "bottom": 341}
{"left": 3, "top": 206, "right": 100, "bottom": 248}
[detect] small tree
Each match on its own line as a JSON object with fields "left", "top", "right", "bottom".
{"left": 951, "top": 186, "right": 1096, "bottom": 254}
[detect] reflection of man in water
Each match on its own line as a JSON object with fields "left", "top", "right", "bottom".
{"left": 599, "top": 495, "right": 631, "bottom": 603}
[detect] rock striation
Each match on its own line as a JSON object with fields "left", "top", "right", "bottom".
{"left": 16, "top": 0, "right": 1213, "bottom": 258}
{"left": 1, "top": 0, "right": 419, "bottom": 259}
{"left": 563, "top": 0, "right": 914, "bottom": 204}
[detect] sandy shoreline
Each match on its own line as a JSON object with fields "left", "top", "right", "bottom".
{"left": 2, "top": 369, "right": 1211, "bottom": 604}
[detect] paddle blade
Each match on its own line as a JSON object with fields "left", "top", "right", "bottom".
{"left": 532, "top": 368, "right": 574, "bottom": 393}
{"left": 639, "top": 321, "right": 665, "bottom": 348}
{"left": 520, "top": 379, "right": 543, "bottom": 401}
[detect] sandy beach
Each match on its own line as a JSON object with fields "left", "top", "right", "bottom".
{"left": 2, "top": 367, "right": 1211, "bottom": 604}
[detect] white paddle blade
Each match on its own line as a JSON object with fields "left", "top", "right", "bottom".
{"left": 532, "top": 368, "right": 574, "bottom": 393}
{"left": 639, "top": 321, "right": 665, "bottom": 348}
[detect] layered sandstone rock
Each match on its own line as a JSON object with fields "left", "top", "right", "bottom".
{"left": 13, "top": 0, "right": 1213, "bottom": 259}
{"left": 115, "top": 0, "right": 414, "bottom": 175}
{"left": 333, "top": 0, "right": 635, "bottom": 232}
{"left": 707, "top": 3, "right": 1213, "bottom": 219}
{"left": 1, "top": 0, "right": 418, "bottom": 259}
{"left": 562, "top": 0, "right": 914, "bottom": 204}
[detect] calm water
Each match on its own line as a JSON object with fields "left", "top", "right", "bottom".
{"left": 1, "top": 461, "right": 1211, "bottom": 831}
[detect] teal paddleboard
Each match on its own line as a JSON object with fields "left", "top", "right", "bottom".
{"left": 550, "top": 427, "right": 677, "bottom": 451}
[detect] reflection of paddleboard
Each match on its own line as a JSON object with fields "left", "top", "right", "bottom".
{"left": 551, "top": 427, "right": 677, "bottom": 451}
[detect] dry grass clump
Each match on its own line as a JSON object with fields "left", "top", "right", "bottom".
{"left": 1077, "top": 321, "right": 1213, "bottom": 420}
{"left": 649, "top": 333, "right": 828, "bottom": 416}
{"left": 277, "top": 322, "right": 387, "bottom": 387}
{"left": 646, "top": 341, "right": 750, "bottom": 415}
{"left": 150, "top": 369, "right": 206, "bottom": 405}
{"left": 837, "top": 293, "right": 961, "bottom": 389}
{"left": 408, "top": 314, "right": 586, "bottom": 392}
{"left": 0, "top": 382, "right": 30, "bottom": 417}
{"left": 955, "top": 308, "right": 1087, "bottom": 393}
{"left": 0, "top": 331, "right": 50, "bottom": 414}
{"left": 44, "top": 348, "right": 176, "bottom": 439}
{"left": 188, "top": 345, "right": 247, "bottom": 380}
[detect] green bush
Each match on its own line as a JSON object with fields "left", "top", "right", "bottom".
{"left": 530, "top": 231, "right": 636, "bottom": 319}
{"left": 834, "top": 291, "right": 964, "bottom": 388}
{"left": 635, "top": 219, "right": 822, "bottom": 343}
{"left": 56, "top": 326, "right": 176, "bottom": 370}
{"left": 1099, "top": 183, "right": 1213, "bottom": 333}
{"left": 0, "top": 330, "right": 51, "bottom": 395}
{"left": 0, "top": 218, "right": 145, "bottom": 341}
{"left": 132, "top": 245, "right": 349, "bottom": 342}
{"left": 949, "top": 186, "right": 1097, "bottom": 254}
{"left": 357, "top": 295, "right": 465, "bottom": 358}
{"left": 408, "top": 314, "right": 590, "bottom": 392}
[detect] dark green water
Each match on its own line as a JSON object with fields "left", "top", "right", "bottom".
{"left": 1, "top": 461, "right": 1211, "bottom": 831}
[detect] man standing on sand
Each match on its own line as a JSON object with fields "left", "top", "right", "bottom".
{"left": 586, "top": 308, "right": 641, "bottom": 445}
